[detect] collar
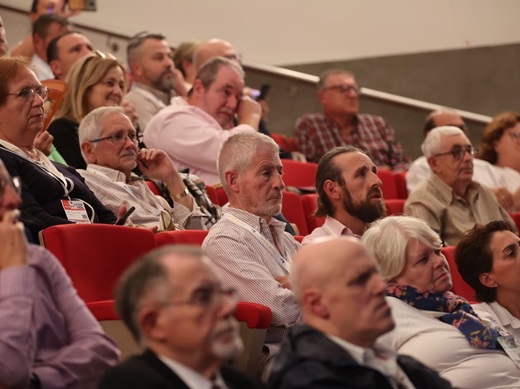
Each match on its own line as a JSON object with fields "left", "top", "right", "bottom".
{"left": 489, "top": 301, "right": 520, "bottom": 329}
{"left": 86, "top": 164, "right": 137, "bottom": 184}
{"left": 323, "top": 215, "right": 357, "bottom": 237}
{"left": 326, "top": 334, "right": 367, "bottom": 365}
{"left": 429, "top": 173, "right": 480, "bottom": 205}
{"left": 322, "top": 112, "right": 360, "bottom": 129}
{"left": 224, "top": 206, "right": 286, "bottom": 232}
{"left": 157, "top": 354, "right": 224, "bottom": 389}
{"left": 132, "top": 82, "right": 171, "bottom": 105}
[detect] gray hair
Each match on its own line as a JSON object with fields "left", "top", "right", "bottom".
{"left": 318, "top": 69, "right": 354, "bottom": 90}
{"left": 78, "top": 106, "right": 129, "bottom": 163}
{"left": 421, "top": 126, "right": 466, "bottom": 158}
{"left": 217, "top": 132, "right": 279, "bottom": 195}
{"left": 195, "top": 57, "right": 244, "bottom": 91}
{"left": 361, "top": 216, "right": 442, "bottom": 282}
{"left": 115, "top": 245, "right": 207, "bottom": 343}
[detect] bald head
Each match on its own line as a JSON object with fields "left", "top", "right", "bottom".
{"left": 424, "top": 109, "right": 467, "bottom": 137}
{"left": 291, "top": 237, "right": 393, "bottom": 347}
{"left": 193, "top": 39, "right": 240, "bottom": 71}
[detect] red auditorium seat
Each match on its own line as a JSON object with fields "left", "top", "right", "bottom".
{"left": 271, "top": 133, "right": 289, "bottom": 150}
{"left": 39, "top": 224, "right": 156, "bottom": 303}
{"left": 394, "top": 170, "right": 408, "bottom": 199}
{"left": 442, "top": 246, "right": 476, "bottom": 303}
{"left": 508, "top": 211, "right": 520, "bottom": 233}
{"left": 281, "top": 159, "right": 318, "bottom": 189}
{"left": 301, "top": 193, "right": 325, "bottom": 232}
{"left": 378, "top": 169, "right": 399, "bottom": 199}
{"left": 145, "top": 180, "right": 161, "bottom": 195}
{"left": 282, "top": 191, "right": 309, "bottom": 235}
{"left": 384, "top": 199, "right": 405, "bottom": 216}
{"left": 155, "top": 229, "right": 209, "bottom": 247}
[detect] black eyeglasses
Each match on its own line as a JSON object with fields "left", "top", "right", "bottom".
{"left": 0, "top": 176, "right": 21, "bottom": 202}
{"left": 433, "top": 146, "right": 478, "bottom": 161}
{"left": 163, "top": 286, "right": 238, "bottom": 309}
{"left": 7, "top": 85, "right": 48, "bottom": 102}
{"left": 89, "top": 131, "right": 138, "bottom": 146}
{"left": 321, "top": 84, "right": 361, "bottom": 94}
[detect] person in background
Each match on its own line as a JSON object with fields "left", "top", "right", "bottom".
{"left": 47, "top": 30, "right": 94, "bottom": 81}
{"left": 173, "top": 40, "right": 200, "bottom": 91}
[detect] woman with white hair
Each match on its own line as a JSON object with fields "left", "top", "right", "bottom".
{"left": 362, "top": 215, "right": 520, "bottom": 388}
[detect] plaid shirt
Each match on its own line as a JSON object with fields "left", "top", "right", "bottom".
{"left": 295, "top": 113, "right": 409, "bottom": 171}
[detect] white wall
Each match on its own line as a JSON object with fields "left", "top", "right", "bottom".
{"left": 2, "top": 0, "right": 520, "bottom": 65}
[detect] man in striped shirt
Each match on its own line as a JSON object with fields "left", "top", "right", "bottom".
{"left": 295, "top": 69, "right": 409, "bottom": 171}
{"left": 202, "top": 132, "right": 302, "bottom": 374}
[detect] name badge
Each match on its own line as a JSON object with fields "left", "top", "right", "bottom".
{"left": 61, "top": 199, "right": 91, "bottom": 224}
{"left": 498, "top": 335, "right": 520, "bottom": 368}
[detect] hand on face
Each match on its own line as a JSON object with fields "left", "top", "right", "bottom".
{"left": 137, "top": 148, "right": 177, "bottom": 182}
{"left": 236, "top": 95, "right": 261, "bottom": 129}
{"left": 0, "top": 210, "right": 27, "bottom": 270}
{"left": 491, "top": 186, "right": 514, "bottom": 211}
{"left": 34, "top": 130, "right": 54, "bottom": 156}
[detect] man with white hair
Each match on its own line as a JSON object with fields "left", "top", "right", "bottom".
{"left": 269, "top": 237, "right": 452, "bottom": 388}
{"left": 404, "top": 126, "right": 516, "bottom": 245}
{"left": 202, "top": 132, "right": 302, "bottom": 369}
{"left": 99, "top": 245, "right": 263, "bottom": 388}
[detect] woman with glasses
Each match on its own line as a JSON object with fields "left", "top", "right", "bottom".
{"left": 0, "top": 57, "right": 117, "bottom": 236}
{"left": 362, "top": 216, "right": 520, "bottom": 388}
{"left": 477, "top": 112, "right": 520, "bottom": 212}
{"left": 48, "top": 51, "right": 134, "bottom": 169}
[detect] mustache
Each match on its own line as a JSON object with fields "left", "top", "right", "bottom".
{"left": 368, "top": 187, "right": 383, "bottom": 198}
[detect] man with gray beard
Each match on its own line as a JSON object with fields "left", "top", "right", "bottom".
{"left": 99, "top": 245, "right": 263, "bottom": 388}
{"left": 302, "top": 146, "right": 386, "bottom": 245}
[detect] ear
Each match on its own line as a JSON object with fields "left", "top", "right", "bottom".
{"left": 225, "top": 170, "right": 240, "bottom": 194}
{"left": 479, "top": 272, "right": 498, "bottom": 289}
{"left": 323, "top": 179, "right": 341, "bottom": 201}
{"left": 427, "top": 155, "right": 438, "bottom": 172}
{"left": 33, "top": 34, "right": 44, "bottom": 54}
{"left": 49, "top": 60, "right": 62, "bottom": 79}
{"left": 81, "top": 142, "right": 97, "bottom": 164}
{"left": 138, "top": 307, "right": 164, "bottom": 341}
{"left": 191, "top": 79, "right": 205, "bottom": 97}
{"left": 302, "top": 289, "right": 330, "bottom": 319}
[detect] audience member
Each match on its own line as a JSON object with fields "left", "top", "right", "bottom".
{"left": 10, "top": 0, "right": 79, "bottom": 59}
{"left": 99, "top": 245, "right": 264, "bottom": 388}
{"left": 0, "top": 57, "right": 117, "bottom": 236}
{"left": 456, "top": 220, "right": 520, "bottom": 341}
{"left": 124, "top": 32, "right": 187, "bottom": 131}
{"left": 0, "top": 15, "right": 8, "bottom": 57}
{"left": 144, "top": 57, "right": 261, "bottom": 185}
{"left": 78, "top": 107, "right": 207, "bottom": 230}
{"left": 294, "top": 69, "right": 409, "bottom": 170}
{"left": 47, "top": 30, "right": 94, "bottom": 80}
{"left": 269, "top": 236, "right": 453, "bottom": 389}
{"left": 173, "top": 40, "right": 200, "bottom": 91}
{"left": 404, "top": 126, "right": 515, "bottom": 245}
{"left": 48, "top": 52, "right": 128, "bottom": 169}
{"left": 406, "top": 110, "right": 503, "bottom": 206}
{"left": 478, "top": 112, "right": 520, "bottom": 211}
{"left": 202, "top": 132, "right": 302, "bottom": 369}
{"left": 363, "top": 215, "right": 520, "bottom": 388}
{"left": 31, "top": 13, "right": 70, "bottom": 80}
{"left": 0, "top": 158, "right": 119, "bottom": 388}
{"left": 302, "top": 146, "right": 385, "bottom": 244}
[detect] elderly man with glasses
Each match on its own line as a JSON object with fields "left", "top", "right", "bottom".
{"left": 294, "top": 69, "right": 409, "bottom": 170}
{"left": 404, "top": 125, "right": 517, "bottom": 246}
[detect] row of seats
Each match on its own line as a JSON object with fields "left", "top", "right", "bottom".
{"left": 38, "top": 224, "right": 272, "bottom": 377}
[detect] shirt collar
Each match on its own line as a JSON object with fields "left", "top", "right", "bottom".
{"left": 429, "top": 173, "right": 480, "bottom": 205}
{"left": 489, "top": 302, "right": 520, "bottom": 329}
{"left": 157, "top": 354, "right": 225, "bottom": 389}
{"left": 323, "top": 215, "right": 358, "bottom": 237}
{"left": 224, "top": 206, "right": 286, "bottom": 231}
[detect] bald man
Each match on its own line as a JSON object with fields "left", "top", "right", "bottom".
{"left": 268, "top": 237, "right": 452, "bottom": 389}
{"left": 193, "top": 39, "right": 240, "bottom": 71}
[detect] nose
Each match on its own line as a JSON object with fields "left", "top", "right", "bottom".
{"left": 217, "top": 291, "right": 237, "bottom": 320}
{"left": 274, "top": 170, "right": 285, "bottom": 191}
{"left": 111, "top": 84, "right": 123, "bottom": 97}
{"left": 226, "top": 95, "right": 239, "bottom": 110}
{"left": 433, "top": 251, "right": 447, "bottom": 269}
{"left": 33, "top": 92, "right": 44, "bottom": 107}
{"left": 372, "top": 171, "right": 383, "bottom": 187}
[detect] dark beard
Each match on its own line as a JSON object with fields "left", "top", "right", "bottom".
{"left": 342, "top": 185, "right": 386, "bottom": 223}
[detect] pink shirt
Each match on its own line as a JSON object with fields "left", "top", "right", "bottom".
{"left": 143, "top": 103, "right": 255, "bottom": 185}
{"left": 301, "top": 215, "right": 358, "bottom": 245}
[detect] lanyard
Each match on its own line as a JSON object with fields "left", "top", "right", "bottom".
{"left": 224, "top": 213, "right": 291, "bottom": 273}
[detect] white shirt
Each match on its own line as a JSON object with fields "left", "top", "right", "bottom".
{"left": 473, "top": 302, "right": 520, "bottom": 342}
{"left": 158, "top": 354, "right": 228, "bottom": 389}
{"left": 31, "top": 54, "right": 54, "bottom": 81}
{"left": 377, "top": 297, "right": 520, "bottom": 388}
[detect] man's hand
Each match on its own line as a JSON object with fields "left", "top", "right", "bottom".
{"left": 275, "top": 276, "right": 291, "bottom": 290}
{"left": 137, "top": 149, "right": 177, "bottom": 183}
{"left": 172, "top": 68, "right": 188, "bottom": 97}
{"left": 0, "top": 210, "right": 27, "bottom": 271}
{"left": 237, "top": 96, "right": 261, "bottom": 130}
{"left": 34, "top": 131, "right": 54, "bottom": 157}
{"left": 491, "top": 187, "right": 514, "bottom": 211}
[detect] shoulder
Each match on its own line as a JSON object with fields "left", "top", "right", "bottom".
{"left": 221, "top": 366, "right": 264, "bottom": 388}
{"left": 295, "top": 113, "right": 323, "bottom": 127}
{"left": 48, "top": 118, "right": 78, "bottom": 131}
{"left": 397, "top": 355, "right": 453, "bottom": 389}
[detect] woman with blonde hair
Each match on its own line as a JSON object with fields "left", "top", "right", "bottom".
{"left": 48, "top": 52, "right": 130, "bottom": 168}
{"left": 362, "top": 215, "right": 520, "bottom": 388}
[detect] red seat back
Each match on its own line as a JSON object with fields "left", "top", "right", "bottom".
{"left": 271, "top": 133, "right": 289, "bottom": 150}
{"left": 394, "top": 171, "right": 408, "bottom": 199}
{"left": 378, "top": 169, "right": 399, "bottom": 199}
{"left": 281, "top": 191, "right": 309, "bottom": 235}
{"left": 39, "top": 224, "right": 156, "bottom": 302}
{"left": 384, "top": 199, "right": 405, "bottom": 216}
{"left": 155, "top": 230, "right": 209, "bottom": 247}
{"left": 301, "top": 193, "right": 325, "bottom": 232}
{"left": 281, "top": 159, "right": 318, "bottom": 189}
{"left": 442, "top": 246, "right": 476, "bottom": 302}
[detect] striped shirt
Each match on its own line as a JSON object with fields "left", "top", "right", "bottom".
{"left": 202, "top": 207, "right": 303, "bottom": 344}
{"left": 295, "top": 113, "right": 409, "bottom": 171}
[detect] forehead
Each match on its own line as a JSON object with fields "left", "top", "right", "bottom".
{"left": 212, "top": 66, "right": 244, "bottom": 88}
{"left": 490, "top": 230, "right": 519, "bottom": 254}
{"left": 100, "top": 112, "right": 134, "bottom": 134}
{"left": 142, "top": 38, "right": 171, "bottom": 54}
{"left": 163, "top": 255, "right": 219, "bottom": 292}
{"left": 325, "top": 73, "right": 356, "bottom": 86}
{"left": 333, "top": 151, "right": 374, "bottom": 176}
{"left": 433, "top": 112, "right": 464, "bottom": 126}
{"left": 248, "top": 148, "right": 280, "bottom": 169}
{"left": 440, "top": 133, "right": 471, "bottom": 149}
{"left": 59, "top": 33, "right": 91, "bottom": 50}
{"left": 11, "top": 66, "right": 39, "bottom": 87}
{"left": 337, "top": 241, "right": 377, "bottom": 280}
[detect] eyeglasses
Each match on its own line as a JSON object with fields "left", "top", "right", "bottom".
{"left": 7, "top": 85, "right": 48, "bottom": 102}
{"left": 94, "top": 50, "right": 117, "bottom": 60}
{"left": 507, "top": 131, "right": 520, "bottom": 141}
{"left": 433, "top": 145, "right": 478, "bottom": 161}
{"left": 89, "top": 131, "right": 138, "bottom": 146}
{"left": 164, "top": 286, "right": 238, "bottom": 309}
{"left": 321, "top": 84, "right": 361, "bottom": 94}
{"left": 0, "top": 176, "right": 22, "bottom": 202}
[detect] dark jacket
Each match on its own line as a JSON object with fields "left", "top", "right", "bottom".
{"left": 99, "top": 348, "right": 265, "bottom": 389}
{"left": 48, "top": 117, "right": 86, "bottom": 169}
{"left": 0, "top": 146, "right": 116, "bottom": 235}
{"left": 268, "top": 324, "right": 453, "bottom": 389}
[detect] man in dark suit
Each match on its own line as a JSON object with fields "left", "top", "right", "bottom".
{"left": 99, "top": 245, "right": 264, "bottom": 388}
{"left": 269, "top": 237, "right": 453, "bottom": 389}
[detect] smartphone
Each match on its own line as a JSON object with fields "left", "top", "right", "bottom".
{"left": 67, "top": 0, "right": 97, "bottom": 11}
{"left": 256, "top": 84, "right": 270, "bottom": 101}
{"left": 115, "top": 206, "right": 135, "bottom": 226}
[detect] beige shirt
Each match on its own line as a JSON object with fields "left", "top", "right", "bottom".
{"left": 404, "top": 173, "right": 516, "bottom": 246}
